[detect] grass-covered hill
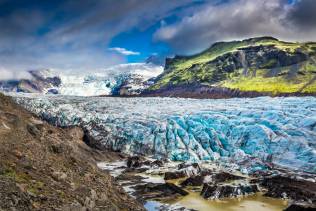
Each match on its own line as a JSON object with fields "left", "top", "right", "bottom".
{"left": 147, "top": 37, "right": 316, "bottom": 97}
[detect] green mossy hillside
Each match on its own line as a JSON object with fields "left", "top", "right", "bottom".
{"left": 151, "top": 37, "right": 316, "bottom": 95}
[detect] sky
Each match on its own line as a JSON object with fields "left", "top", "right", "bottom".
{"left": 0, "top": 0, "right": 315, "bottom": 79}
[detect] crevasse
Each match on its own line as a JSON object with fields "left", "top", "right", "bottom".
{"left": 12, "top": 95, "right": 316, "bottom": 173}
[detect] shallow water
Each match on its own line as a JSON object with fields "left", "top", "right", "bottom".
{"left": 174, "top": 192, "right": 288, "bottom": 211}
{"left": 98, "top": 160, "right": 289, "bottom": 211}
{"left": 163, "top": 178, "right": 289, "bottom": 211}
{"left": 145, "top": 192, "right": 288, "bottom": 211}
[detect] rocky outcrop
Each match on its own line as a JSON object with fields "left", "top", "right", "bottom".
{"left": 201, "top": 183, "right": 259, "bottom": 199}
{"left": 127, "top": 156, "right": 143, "bottom": 168}
{"left": 164, "top": 163, "right": 201, "bottom": 180}
{"left": 164, "top": 171, "right": 187, "bottom": 180}
{"left": 180, "top": 175, "right": 205, "bottom": 187}
{"left": 260, "top": 175, "right": 316, "bottom": 203}
{"left": 180, "top": 171, "right": 245, "bottom": 187}
{"left": 133, "top": 183, "right": 188, "bottom": 201}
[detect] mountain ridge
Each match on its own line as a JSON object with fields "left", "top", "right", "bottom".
{"left": 145, "top": 36, "right": 316, "bottom": 98}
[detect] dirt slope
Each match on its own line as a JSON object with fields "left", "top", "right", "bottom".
{"left": 0, "top": 93, "right": 144, "bottom": 210}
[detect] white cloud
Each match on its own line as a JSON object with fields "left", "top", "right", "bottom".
{"left": 0, "top": 68, "right": 31, "bottom": 80}
{"left": 0, "top": 0, "right": 193, "bottom": 73}
{"left": 109, "top": 47, "right": 140, "bottom": 56}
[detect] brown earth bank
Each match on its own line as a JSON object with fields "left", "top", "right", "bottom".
{"left": 0, "top": 93, "right": 144, "bottom": 211}
{"left": 140, "top": 84, "right": 316, "bottom": 99}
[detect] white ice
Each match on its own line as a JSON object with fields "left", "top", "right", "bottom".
{"left": 11, "top": 94, "right": 316, "bottom": 173}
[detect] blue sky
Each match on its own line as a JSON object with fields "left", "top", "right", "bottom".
{"left": 0, "top": 0, "right": 315, "bottom": 76}
{"left": 109, "top": 24, "right": 169, "bottom": 63}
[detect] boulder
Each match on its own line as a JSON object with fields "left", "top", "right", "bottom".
{"left": 164, "top": 171, "right": 187, "bottom": 180}
{"left": 180, "top": 175, "right": 205, "bottom": 187}
{"left": 133, "top": 182, "right": 188, "bottom": 201}
{"left": 201, "top": 183, "right": 259, "bottom": 199}
{"left": 126, "top": 156, "right": 142, "bottom": 168}
{"left": 150, "top": 160, "right": 164, "bottom": 168}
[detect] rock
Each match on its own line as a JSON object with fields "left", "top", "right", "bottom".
{"left": 178, "top": 163, "right": 201, "bottom": 172}
{"left": 180, "top": 175, "right": 205, "bottom": 187}
{"left": 52, "top": 172, "right": 67, "bottom": 181}
{"left": 26, "top": 123, "right": 40, "bottom": 137}
{"left": 165, "top": 183, "right": 189, "bottom": 196}
{"left": 123, "top": 167, "right": 148, "bottom": 174}
{"left": 133, "top": 182, "right": 188, "bottom": 201}
{"left": 260, "top": 175, "right": 316, "bottom": 203}
{"left": 150, "top": 160, "right": 164, "bottom": 168}
{"left": 82, "top": 130, "right": 105, "bottom": 150}
{"left": 284, "top": 203, "right": 316, "bottom": 211}
{"left": 164, "top": 171, "right": 187, "bottom": 180}
{"left": 205, "top": 172, "right": 245, "bottom": 184}
{"left": 201, "top": 183, "right": 259, "bottom": 199}
{"left": 126, "top": 156, "right": 142, "bottom": 168}
{"left": 164, "top": 163, "right": 202, "bottom": 180}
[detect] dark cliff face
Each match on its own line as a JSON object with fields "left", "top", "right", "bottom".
{"left": 147, "top": 37, "right": 316, "bottom": 98}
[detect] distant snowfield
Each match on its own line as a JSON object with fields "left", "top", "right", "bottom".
{"left": 0, "top": 63, "right": 163, "bottom": 96}
{"left": 12, "top": 94, "right": 316, "bottom": 173}
{"left": 57, "top": 63, "right": 163, "bottom": 96}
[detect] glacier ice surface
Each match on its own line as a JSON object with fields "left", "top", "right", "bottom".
{"left": 11, "top": 94, "right": 316, "bottom": 173}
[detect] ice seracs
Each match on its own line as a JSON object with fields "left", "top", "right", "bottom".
{"left": 11, "top": 95, "right": 316, "bottom": 174}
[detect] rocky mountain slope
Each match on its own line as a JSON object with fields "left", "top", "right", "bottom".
{"left": 0, "top": 93, "right": 144, "bottom": 210}
{"left": 0, "top": 70, "right": 62, "bottom": 94}
{"left": 145, "top": 37, "right": 316, "bottom": 98}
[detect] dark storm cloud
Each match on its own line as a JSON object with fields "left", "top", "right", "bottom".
{"left": 0, "top": 0, "right": 194, "bottom": 77}
{"left": 154, "top": 0, "right": 316, "bottom": 54}
{"left": 287, "top": 0, "right": 316, "bottom": 29}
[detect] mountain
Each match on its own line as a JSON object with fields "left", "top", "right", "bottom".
{"left": 0, "top": 63, "right": 163, "bottom": 96}
{"left": 0, "top": 93, "right": 144, "bottom": 210}
{"left": 0, "top": 69, "right": 61, "bottom": 94}
{"left": 145, "top": 54, "right": 166, "bottom": 66}
{"left": 145, "top": 37, "right": 316, "bottom": 98}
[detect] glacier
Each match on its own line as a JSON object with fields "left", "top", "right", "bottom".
{"left": 11, "top": 95, "right": 316, "bottom": 173}
{"left": 0, "top": 63, "right": 163, "bottom": 96}
{"left": 57, "top": 63, "right": 163, "bottom": 96}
